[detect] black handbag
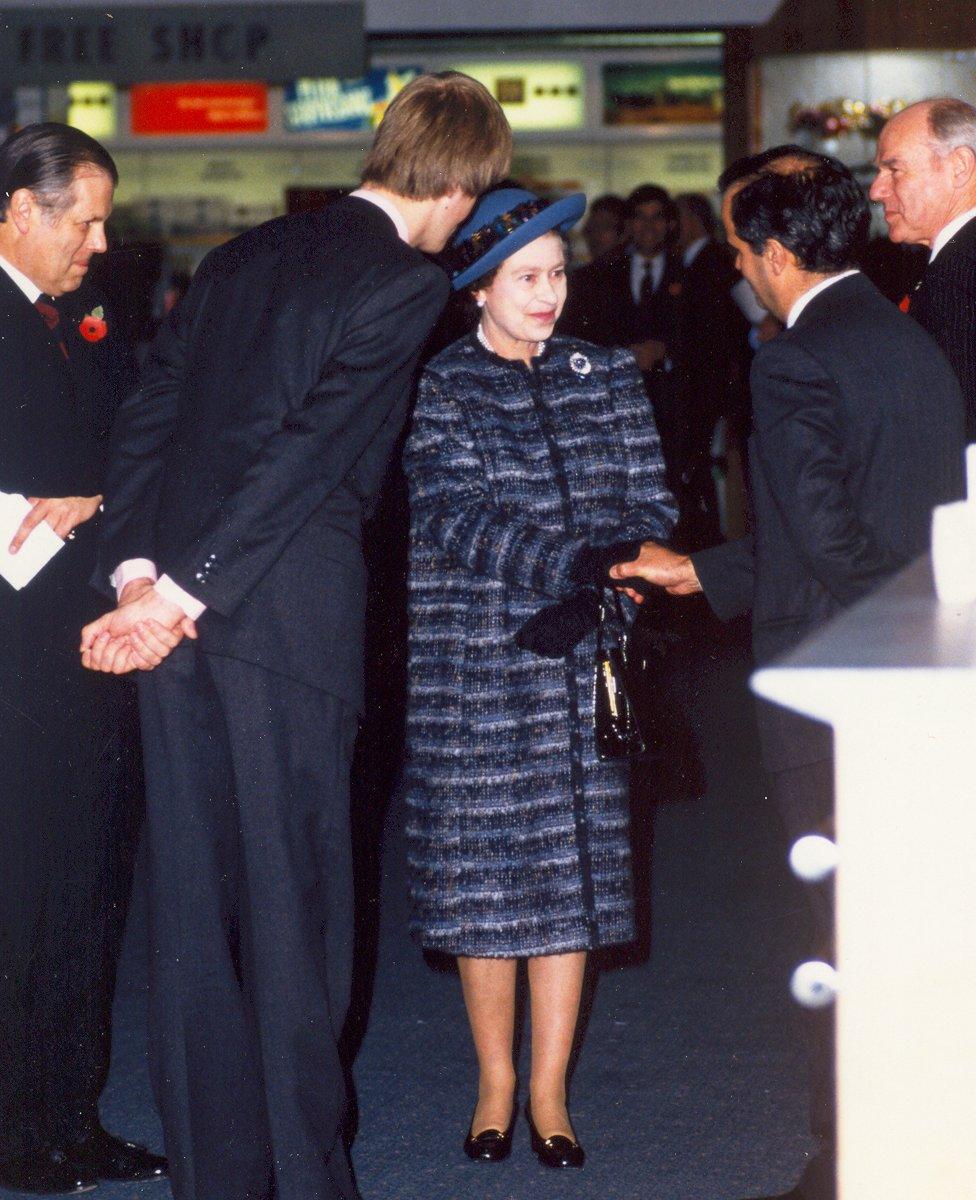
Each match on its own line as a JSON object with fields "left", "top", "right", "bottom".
{"left": 594, "top": 590, "right": 647, "bottom": 761}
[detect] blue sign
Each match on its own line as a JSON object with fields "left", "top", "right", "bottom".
{"left": 283, "top": 67, "right": 420, "bottom": 132}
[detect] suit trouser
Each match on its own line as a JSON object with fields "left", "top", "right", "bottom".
{"left": 0, "top": 670, "right": 139, "bottom": 1161}
{"left": 137, "top": 644, "right": 360, "bottom": 1200}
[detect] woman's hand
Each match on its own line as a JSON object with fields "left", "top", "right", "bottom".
{"left": 8, "top": 494, "right": 103, "bottom": 553}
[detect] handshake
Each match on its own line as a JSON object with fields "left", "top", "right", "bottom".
{"left": 515, "top": 540, "right": 701, "bottom": 659}
{"left": 80, "top": 578, "right": 198, "bottom": 675}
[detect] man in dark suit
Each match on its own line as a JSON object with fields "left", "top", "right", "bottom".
{"left": 674, "top": 191, "right": 749, "bottom": 545}
{"left": 612, "top": 160, "right": 965, "bottom": 1200}
{"left": 0, "top": 124, "right": 166, "bottom": 1194}
{"left": 560, "top": 184, "right": 691, "bottom": 520}
{"left": 871, "top": 97, "right": 976, "bottom": 439}
{"left": 80, "top": 73, "right": 511, "bottom": 1200}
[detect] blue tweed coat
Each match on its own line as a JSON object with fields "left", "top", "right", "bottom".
{"left": 403, "top": 332, "right": 676, "bottom": 957}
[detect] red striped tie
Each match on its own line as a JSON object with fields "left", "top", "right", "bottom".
{"left": 34, "top": 297, "right": 68, "bottom": 358}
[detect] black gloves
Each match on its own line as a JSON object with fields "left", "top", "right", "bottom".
{"left": 515, "top": 588, "right": 600, "bottom": 658}
{"left": 568, "top": 539, "right": 642, "bottom": 588}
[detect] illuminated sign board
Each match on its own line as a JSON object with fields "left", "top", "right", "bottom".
{"left": 67, "top": 81, "right": 117, "bottom": 140}
{"left": 453, "top": 62, "right": 585, "bottom": 131}
{"left": 603, "top": 62, "right": 724, "bottom": 126}
{"left": 283, "top": 68, "right": 420, "bottom": 132}
{"left": 130, "top": 82, "right": 269, "bottom": 135}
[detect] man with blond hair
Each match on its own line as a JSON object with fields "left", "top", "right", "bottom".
{"left": 872, "top": 97, "right": 976, "bottom": 437}
{"left": 81, "top": 72, "right": 511, "bottom": 1200}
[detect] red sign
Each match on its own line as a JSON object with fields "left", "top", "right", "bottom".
{"left": 131, "top": 82, "right": 268, "bottom": 135}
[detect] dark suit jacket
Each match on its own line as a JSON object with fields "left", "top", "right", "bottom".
{"left": 95, "top": 198, "right": 449, "bottom": 707}
{"left": 680, "top": 239, "right": 748, "bottom": 443}
{"left": 560, "top": 246, "right": 686, "bottom": 353}
{"left": 909, "top": 212, "right": 976, "bottom": 440}
{"left": 693, "top": 272, "right": 965, "bottom": 771}
{"left": 0, "top": 272, "right": 134, "bottom": 714}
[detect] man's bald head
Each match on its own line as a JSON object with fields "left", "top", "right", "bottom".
{"left": 870, "top": 97, "right": 976, "bottom": 245}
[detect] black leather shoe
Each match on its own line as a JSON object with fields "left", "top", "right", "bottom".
{"left": 525, "top": 1102, "right": 585, "bottom": 1169}
{"left": 463, "top": 1107, "right": 516, "bottom": 1162}
{"left": 0, "top": 1148, "right": 97, "bottom": 1194}
{"left": 69, "top": 1127, "right": 167, "bottom": 1183}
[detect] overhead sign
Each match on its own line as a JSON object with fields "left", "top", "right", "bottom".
{"left": 0, "top": 4, "right": 364, "bottom": 87}
{"left": 130, "top": 82, "right": 269, "bottom": 135}
{"left": 283, "top": 68, "right": 420, "bottom": 132}
{"left": 453, "top": 62, "right": 585, "bottom": 131}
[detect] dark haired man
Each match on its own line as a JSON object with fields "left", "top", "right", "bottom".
{"left": 871, "top": 97, "right": 976, "bottom": 438}
{"left": 0, "top": 123, "right": 165, "bottom": 1193}
{"left": 612, "top": 159, "right": 965, "bottom": 1200}
{"left": 580, "top": 192, "right": 629, "bottom": 261}
{"left": 560, "top": 183, "right": 696, "bottom": 536}
{"left": 80, "top": 72, "right": 511, "bottom": 1200}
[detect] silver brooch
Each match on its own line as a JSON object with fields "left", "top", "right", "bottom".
{"left": 569, "top": 352, "right": 591, "bottom": 377}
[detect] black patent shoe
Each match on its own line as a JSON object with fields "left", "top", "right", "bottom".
{"left": 69, "top": 1127, "right": 167, "bottom": 1183}
{"left": 525, "top": 1102, "right": 585, "bottom": 1169}
{"left": 0, "top": 1148, "right": 97, "bottom": 1194}
{"left": 463, "top": 1106, "right": 516, "bottom": 1162}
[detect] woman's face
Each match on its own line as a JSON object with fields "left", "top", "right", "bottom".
{"left": 476, "top": 231, "right": 567, "bottom": 362}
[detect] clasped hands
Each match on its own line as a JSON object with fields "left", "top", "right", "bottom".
{"left": 80, "top": 578, "right": 197, "bottom": 675}
{"left": 516, "top": 541, "right": 701, "bottom": 659}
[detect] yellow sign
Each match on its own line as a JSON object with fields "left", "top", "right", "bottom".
{"left": 67, "top": 82, "right": 117, "bottom": 140}
{"left": 453, "top": 61, "right": 585, "bottom": 131}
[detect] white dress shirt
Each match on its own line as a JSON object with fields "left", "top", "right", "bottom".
{"left": 629, "top": 249, "right": 665, "bottom": 304}
{"left": 0, "top": 254, "right": 42, "bottom": 303}
{"left": 929, "top": 205, "right": 976, "bottom": 263}
{"left": 786, "top": 269, "right": 859, "bottom": 329}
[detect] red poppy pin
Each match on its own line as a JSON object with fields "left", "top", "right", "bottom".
{"left": 79, "top": 306, "right": 108, "bottom": 342}
{"left": 668, "top": 281, "right": 683, "bottom": 297}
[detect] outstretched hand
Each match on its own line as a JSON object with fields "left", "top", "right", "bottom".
{"left": 610, "top": 540, "right": 702, "bottom": 602}
{"left": 81, "top": 581, "right": 197, "bottom": 674}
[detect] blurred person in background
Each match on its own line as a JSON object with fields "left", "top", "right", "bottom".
{"left": 579, "top": 192, "right": 629, "bottom": 261}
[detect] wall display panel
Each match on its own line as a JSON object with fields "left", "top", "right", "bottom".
{"left": 282, "top": 67, "right": 419, "bottom": 132}
{"left": 67, "top": 81, "right": 118, "bottom": 139}
{"left": 603, "top": 61, "right": 724, "bottom": 125}
{"left": 453, "top": 60, "right": 585, "bottom": 130}
{"left": 130, "top": 82, "right": 269, "bottom": 135}
{"left": 760, "top": 49, "right": 976, "bottom": 168}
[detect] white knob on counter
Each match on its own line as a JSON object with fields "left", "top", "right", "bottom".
{"left": 790, "top": 960, "right": 838, "bottom": 1009}
{"left": 789, "top": 834, "right": 838, "bottom": 883}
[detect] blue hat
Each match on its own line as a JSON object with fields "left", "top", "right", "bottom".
{"left": 449, "top": 187, "right": 586, "bottom": 291}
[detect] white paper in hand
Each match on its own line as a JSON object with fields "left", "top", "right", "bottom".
{"left": 0, "top": 492, "right": 65, "bottom": 590}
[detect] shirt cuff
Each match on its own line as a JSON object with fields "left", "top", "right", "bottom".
{"left": 111, "top": 558, "right": 158, "bottom": 601}
{"left": 155, "top": 574, "right": 206, "bottom": 621}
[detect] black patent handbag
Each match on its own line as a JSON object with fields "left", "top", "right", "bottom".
{"left": 594, "top": 590, "right": 647, "bottom": 761}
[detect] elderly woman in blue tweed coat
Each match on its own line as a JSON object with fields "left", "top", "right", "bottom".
{"left": 403, "top": 188, "right": 676, "bottom": 1170}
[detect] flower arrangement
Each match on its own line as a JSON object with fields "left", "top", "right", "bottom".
{"left": 788, "top": 98, "right": 907, "bottom": 140}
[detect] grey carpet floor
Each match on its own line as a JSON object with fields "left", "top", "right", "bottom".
{"left": 3, "top": 631, "right": 818, "bottom": 1200}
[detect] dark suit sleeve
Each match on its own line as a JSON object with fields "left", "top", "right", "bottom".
{"left": 93, "top": 265, "right": 205, "bottom": 595}
{"left": 691, "top": 534, "right": 754, "bottom": 621}
{"left": 163, "top": 261, "right": 447, "bottom": 615}
{"left": 750, "top": 338, "right": 902, "bottom": 605}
